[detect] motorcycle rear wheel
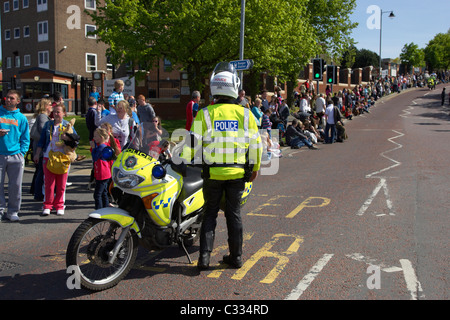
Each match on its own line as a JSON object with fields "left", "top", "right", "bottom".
{"left": 66, "top": 218, "right": 138, "bottom": 291}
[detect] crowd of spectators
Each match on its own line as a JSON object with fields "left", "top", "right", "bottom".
{"left": 246, "top": 73, "right": 438, "bottom": 158}
{"left": 12, "top": 79, "right": 164, "bottom": 217}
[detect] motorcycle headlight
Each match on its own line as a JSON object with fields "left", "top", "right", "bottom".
{"left": 113, "top": 168, "right": 145, "bottom": 189}
{"left": 152, "top": 164, "right": 166, "bottom": 179}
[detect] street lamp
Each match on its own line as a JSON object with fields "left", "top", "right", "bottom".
{"left": 239, "top": 0, "right": 245, "bottom": 89}
{"left": 379, "top": 10, "right": 395, "bottom": 78}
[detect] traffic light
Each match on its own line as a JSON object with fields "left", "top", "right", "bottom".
{"left": 313, "top": 59, "right": 323, "bottom": 80}
{"left": 326, "top": 65, "right": 335, "bottom": 84}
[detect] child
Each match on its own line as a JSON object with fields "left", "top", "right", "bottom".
{"left": 100, "top": 122, "right": 121, "bottom": 156}
{"left": 148, "top": 139, "right": 171, "bottom": 162}
{"left": 344, "top": 105, "right": 353, "bottom": 120}
{"left": 88, "top": 122, "right": 120, "bottom": 190}
{"left": 92, "top": 128, "right": 115, "bottom": 209}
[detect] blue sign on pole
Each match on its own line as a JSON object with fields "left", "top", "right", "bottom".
{"left": 230, "top": 59, "right": 254, "bottom": 71}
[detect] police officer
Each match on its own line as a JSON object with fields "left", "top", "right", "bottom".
{"left": 187, "top": 62, "right": 262, "bottom": 270}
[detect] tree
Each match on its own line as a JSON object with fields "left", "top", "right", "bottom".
{"left": 340, "top": 45, "right": 357, "bottom": 69}
{"left": 400, "top": 42, "right": 425, "bottom": 72}
{"left": 424, "top": 30, "right": 450, "bottom": 71}
{"left": 353, "top": 49, "right": 379, "bottom": 69}
{"left": 90, "top": 0, "right": 242, "bottom": 91}
{"left": 305, "top": 0, "right": 358, "bottom": 61}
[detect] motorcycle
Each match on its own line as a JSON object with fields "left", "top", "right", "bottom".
{"left": 66, "top": 122, "right": 254, "bottom": 291}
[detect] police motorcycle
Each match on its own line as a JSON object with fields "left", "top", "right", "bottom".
{"left": 66, "top": 122, "right": 254, "bottom": 291}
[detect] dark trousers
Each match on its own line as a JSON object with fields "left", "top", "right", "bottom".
{"left": 290, "top": 136, "right": 313, "bottom": 148}
{"left": 325, "top": 123, "right": 336, "bottom": 143}
{"left": 200, "top": 178, "right": 245, "bottom": 257}
{"left": 94, "top": 179, "right": 110, "bottom": 209}
{"left": 33, "top": 157, "right": 45, "bottom": 200}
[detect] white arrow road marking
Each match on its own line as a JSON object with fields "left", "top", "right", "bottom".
{"left": 357, "top": 178, "right": 395, "bottom": 216}
{"left": 358, "top": 130, "right": 404, "bottom": 216}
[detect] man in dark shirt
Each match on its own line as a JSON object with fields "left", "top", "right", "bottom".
{"left": 85, "top": 97, "right": 98, "bottom": 148}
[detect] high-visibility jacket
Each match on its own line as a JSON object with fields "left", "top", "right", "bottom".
{"left": 184, "top": 103, "right": 262, "bottom": 180}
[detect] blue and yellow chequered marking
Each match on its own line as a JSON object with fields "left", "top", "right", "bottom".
{"left": 152, "top": 197, "right": 172, "bottom": 210}
{"left": 243, "top": 182, "right": 252, "bottom": 198}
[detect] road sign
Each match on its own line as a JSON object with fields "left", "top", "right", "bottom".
{"left": 230, "top": 59, "right": 254, "bottom": 71}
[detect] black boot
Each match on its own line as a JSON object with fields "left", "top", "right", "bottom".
{"left": 198, "top": 223, "right": 215, "bottom": 270}
{"left": 197, "top": 252, "right": 211, "bottom": 270}
{"left": 222, "top": 254, "right": 243, "bottom": 268}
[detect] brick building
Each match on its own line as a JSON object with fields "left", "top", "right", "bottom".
{"left": 1, "top": 0, "right": 112, "bottom": 112}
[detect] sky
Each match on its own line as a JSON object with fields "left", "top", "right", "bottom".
{"left": 349, "top": 0, "right": 450, "bottom": 60}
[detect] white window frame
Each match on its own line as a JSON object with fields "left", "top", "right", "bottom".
{"left": 23, "top": 25, "right": 30, "bottom": 37}
{"left": 23, "top": 0, "right": 29, "bottom": 9}
{"left": 37, "top": 20, "right": 48, "bottom": 42}
{"left": 38, "top": 50, "right": 49, "bottom": 69}
{"left": 5, "top": 29, "right": 11, "bottom": 41}
{"left": 4, "top": 2, "right": 10, "bottom": 13}
{"left": 106, "top": 56, "right": 113, "bottom": 71}
{"left": 24, "top": 54, "right": 31, "bottom": 66}
{"left": 15, "top": 56, "right": 21, "bottom": 68}
{"left": 14, "top": 27, "right": 20, "bottom": 39}
{"left": 85, "top": 0, "right": 96, "bottom": 10}
{"left": 86, "top": 53, "right": 97, "bottom": 72}
{"left": 85, "top": 24, "right": 96, "bottom": 39}
{"left": 13, "top": 0, "right": 19, "bottom": 10}
{"left": 6, "top": 57, "right": 12, "bottom": 69}
{"left": 37, "top": 0, "right": 47, "bottom": 12}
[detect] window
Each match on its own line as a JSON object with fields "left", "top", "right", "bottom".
{"left": 85, "top": 0, "right": 96, "bottom": 10}
{"left": 14, "top": 27, "right": 20, "bottom": 39}
{"left": 23, "top": 26, "right": 30, "bottom": 37}
{"left": 37, "top": 21, "right": 48, "bottom": 42}
{"left": 23, "top": 0, "right": 29, "bottom": 8}
{"left": 164, "top": 58, "right": 173, "bottom": 72}
{"left": 15, "top": 56, "right": 20, "bottom": 68}
{"left": 85, "top": 24, "right": 96, "bottom": 39}
{"left": 38, "top": 50, "right": 49, "bottom": 69}
{"left": 13, "top": 0, "right": 19, "bottom": 10}
{"left": 6, "top": 57, "right": 12, "bottom": 69}
{"left": 24, "top": 54, "right": 31, "bottom": 66}
{"left": 37, "top": 0, "right": 47, "bottom": 12}
{"left": 86, "top": 53, "right": 97, "bottom": 72}
{"left": 4, "top": 2, "right": 10, "bottom": 13}
{"left": 5, "top": 29, "right": 11, "bottom": 41}
{"left": 106, "top": 56, "right": 113, "bottom": 71}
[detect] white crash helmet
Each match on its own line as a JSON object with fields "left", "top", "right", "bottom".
{"left": 210, "top": 62, "right": 241, "bottom": 99}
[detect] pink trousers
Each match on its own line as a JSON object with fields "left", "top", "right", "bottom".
{"left": 43, "top": 157, "right": 69, "bottom": 211}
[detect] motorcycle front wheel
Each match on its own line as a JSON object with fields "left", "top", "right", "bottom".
{"left": 66, "top": 218, "right": 138, "bottom": 291}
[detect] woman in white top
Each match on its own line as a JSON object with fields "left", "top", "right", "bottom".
{"left": 95, "top": 100, "right": 135, "bottom": 149}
